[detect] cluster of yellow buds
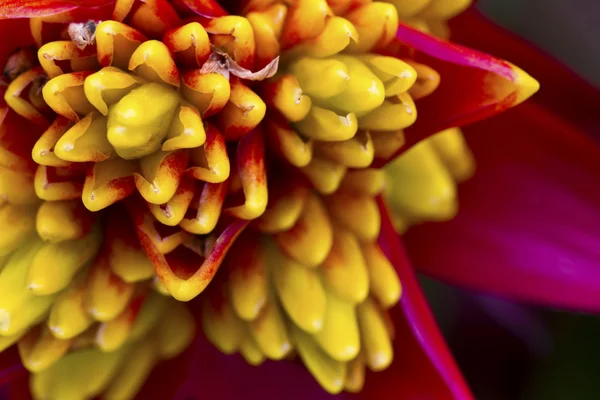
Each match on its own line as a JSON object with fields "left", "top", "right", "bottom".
{"left": 0, "top": 0, "right": 478, "bottom": 397}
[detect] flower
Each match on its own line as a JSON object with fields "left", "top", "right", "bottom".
{"left": 0, "top": 0, "right": 549, "bottom": 399}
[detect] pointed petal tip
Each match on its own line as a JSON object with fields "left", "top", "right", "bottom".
{"left": 507, "top": 62, "right": 540, "bottom": 106}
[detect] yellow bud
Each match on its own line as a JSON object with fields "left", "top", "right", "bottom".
{"left": 18, "top": 326, "right": 72, "bottom": 373}
{"left": 271, "top": 245, "right": 327, "bottom": 333}
{"left": 321, "top": 227, "right": 369, "bottom": 304}
{"left": 313, "top": 291, "right": 360, "bottom": 361}
{"left": 358, "top": 93, "right": 417, "bottom": 131}
{"left": 357, "top": 297, "right": 394, "bottom": 371}
{"left": 344, "top": 353, "right": 366, "bottom": 392}
{"left": 291, "top": 324, "right": 346, "bottom": 394}
{"left": 85, "top": 257, "right": 135, "bottom": 322}
{"left": 202, "top": 286, "right": 245, "bottom": 354}
{"left": 288, "top": 57, "right": 349, "bottom": 99}
{"left": 107, "top": 82, "right": 180, "bottom": 160}
{"left": 155, "top": 302, "right": 195, "bottom": 359}
{"left": 48, "top": 278, "right": 93, "bottom": 339}
{"left": 27, "top": 225, "right": 101, "bottom": 295}
{"left": 104, "top": 337, "right": 157, "bottom": 400}
{"left": 317, "top": 56, "right": 385, "bottom": 117}
{"left": 36, "top": 200, "right": 91, "bottom": 243}
{"left": 294, "top": 106, "right": 357, "bottom": 142}
{"left": 31, "top": 347, "right": 129, "bottom": 400}
{"left": 275, "top": 192, "right": 333, "bottom": 268}
{"left": 240, "top": 330, "right": 266, "bottom": 366}
{"left": 54, "top": 112, "right": 113, "bottom": 163}
{"left": 128, "top": 40, "right": 180, "bottom": 87}
{"left": 358, "top": 55, "right": 417, "bottom": 97}
{"left": 301, "top": 156, "right": 347, "bottom": 194}
{"left": 0, "top": 204, "right": 36, "bottom": 256}
{"left": 429, "top": 128, "right": 475, "bottom": 182}
{"left": 361, "top": 242, "right": 402, "bottom": 308}
{"left": 314, "top": 130, "right": 374, "bottom": 168}
{"left": 384, "top": 140, "right": 457, "bottom": 220}
{"left": 229, "top": 237, "right": 269, "bottom": 321}
{"left": 248, "top": 291, "right": 292, "bottom": 360}
{"left": 326, "top": 192, "right": 381, "bottom": 242}
{"left": 84, "top": 67, "right": 145, "bottom": 116}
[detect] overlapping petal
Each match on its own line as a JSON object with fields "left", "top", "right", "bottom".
{"left": 380, "top": 20, "right": 539, "bottom": 163}
{"left": 405, "top": 102, "right": 600, "bottom": 312}
{"left": 449, "top": 9, "right": 600, "bottom": 136}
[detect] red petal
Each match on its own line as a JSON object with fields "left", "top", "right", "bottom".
{"left": 171, "top": 0, "right": 228, "bottom": 18}
{"left": 449, "top": 9, "right": 600, "bottom": 135}
{"left": 405, "top": 101, "right": 600, "bottom": 312}
{"left": 0, "top": 19, "right": 34, "bottom": 67}
{"left": 365, "top": 198, "right": 473, "bottom": 400}
{"left": 0, "top": 0, "right": 111, "bottom": 18}
{"left": 378, "top": 21, "right": 539, "bottom": 165}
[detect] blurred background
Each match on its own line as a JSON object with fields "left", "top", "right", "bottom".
{"left": 423, "top": 1, "right": 600, "bottom": 399}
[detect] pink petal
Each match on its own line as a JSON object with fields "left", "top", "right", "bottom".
{"left": 0, "top": 0, "right": 111, "bottom": 18}
{"left": 404, "top": 102, "right": 600, "bottom": 312}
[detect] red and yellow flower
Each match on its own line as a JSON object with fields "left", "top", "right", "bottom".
{"left": 0, "top": 0, "right": 566, "bottom": 399}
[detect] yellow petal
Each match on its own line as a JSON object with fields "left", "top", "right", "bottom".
{"left": 357, "top": 297, "right": 393, "bottom": 371}
{"left": 27, "top": 225, "right": 101, "bottom": 295}
{"left": 247, "top": 291, "right": 292, "bottom": 360}
{"left": 384, "top": 139, "right": 457, "bottom": 220}
{"left": 54, "top": 112, "right": 113, "bottom": 162}
{"left": 103, "top": 335, "right": 157, "bottom": 400}
{"left": 362, "top": 242, "right": 402, "bottom": 308}
{"left": 271, "top": 244, "right": 326, "bottom": 333}
{"left": 300, "top": 156, "right": 347, "bottom": 195}
{"left": 128, "top": 40, "right": 180, "bottom": 87}
{"left": 85, "top": 256, "right": 135, "bottom": 322}
{"left": 228, "top": 235, "right": 269, "bottom": 321}
{"left": 313, "top": 291, "right": 360, "bottom": 361}
{"left": 18, "top": 325, "right": 72, "bottom": 373}
{"left": 358, "top": 93, "right": 417, "bottom": 131}
{"left": 294, "top": 106, "right": 357, "bottom": 142}
{"left": 274, "top": 192, "right": 333, "bottom": 268}
{"left": 48, "top": 278, "right": 93, "bottom": 339}
{"left": 320, "top": 227, "right": 369, "bottom": 304}
{"left": 36, "top": 200, "right": 93, "bottom": 243}
{"left": 0, "top": 204, "right": 36, "bottom": 256}
{"left": 202, "top": 285, "right": 245, "bottom": 354}
{"left": 291, "top": 324, "right": 346, "bottom": 394}
{"left": 325, "top": 191, "right": 380, "bottom": 242}
{"left": 83, "top": 66, "right": 146, "bottom": 116}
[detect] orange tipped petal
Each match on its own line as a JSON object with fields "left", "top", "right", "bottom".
{"left": 134, "top": 150, "right": 189, "bottom": 205}
{"left": 42, "top": 71, "right": 95, "bottom": 121}
{"left": 132, "top": 204, "right": 248, "bottom": 301}
{"left": 32, "top": 116, "right": 73, "bottom": 167}
{"left": 128, "top": 40, "right": 180, "bottom": 87}
{"left": 82, "top": 158, "right": 137, "bottom": 211}
{"left": 95, "top": 20, "right": 147, "bottom": 69}
{"left": 186, "top": 124, "right": 230, "bottom": 183}
{"left": 224, "top": 129, "right": 267, "bottom": 220}
{"left": 163, "top": 22, "right": 211, "bottom": 68}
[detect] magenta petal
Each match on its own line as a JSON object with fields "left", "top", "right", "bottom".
{"left": 0, "top": 0, "right": 111, "bottom": 18}
{"left": 405, "top": 102, "right": 600, "bottom": 312}
{"left": 365, "top": 199, "right": 473, "bottom": 400}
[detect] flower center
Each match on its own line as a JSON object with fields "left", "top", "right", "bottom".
{"left": 106, "top": 82, "right": 180, "bottom": 159}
